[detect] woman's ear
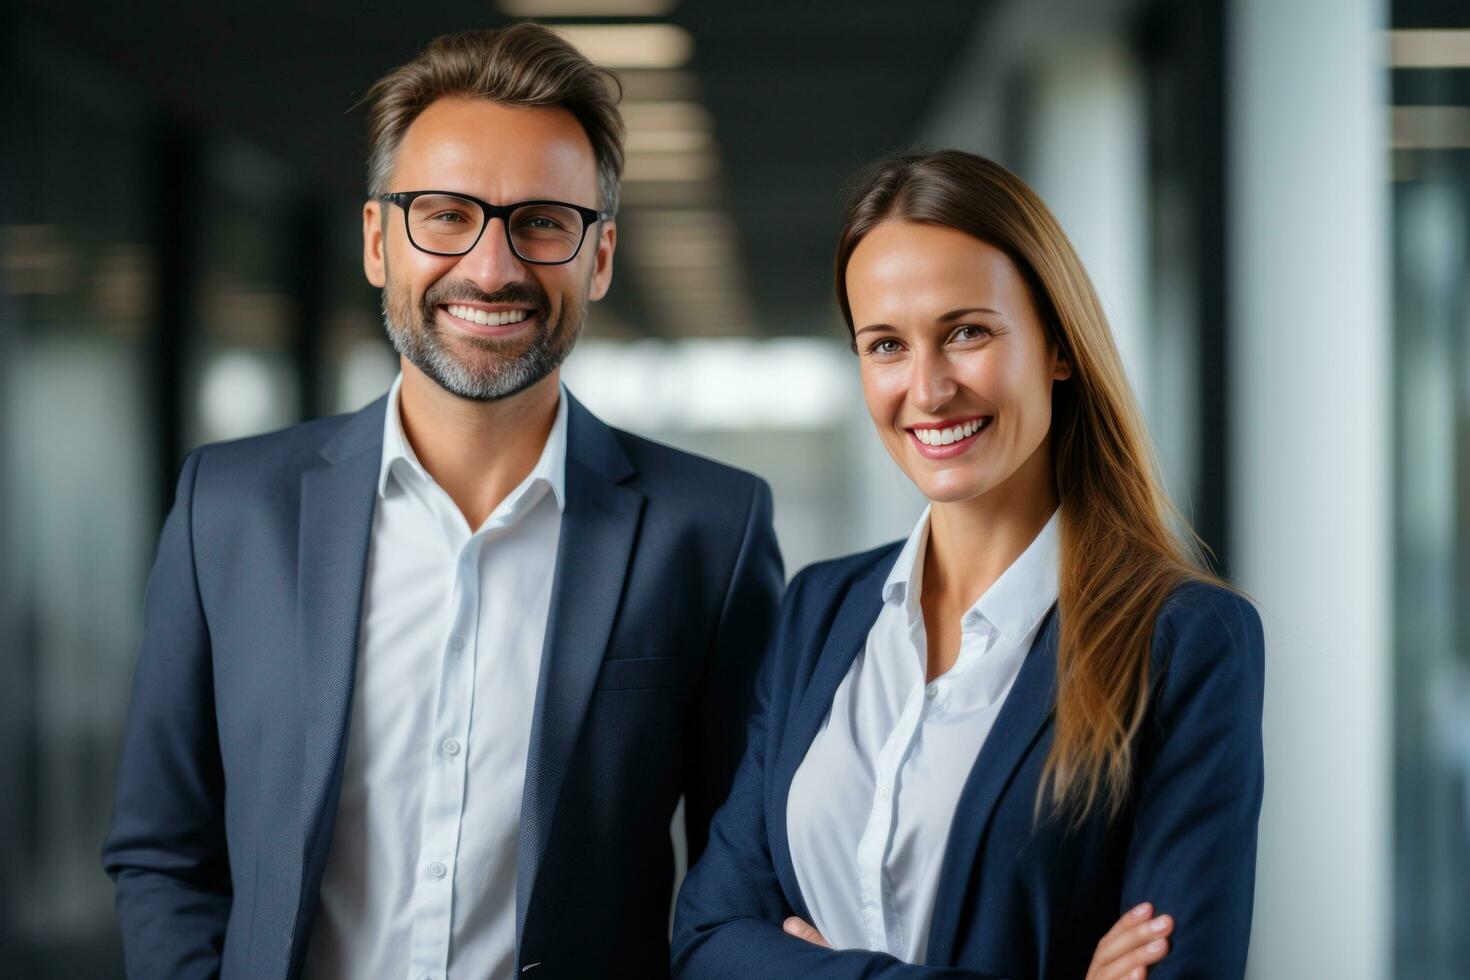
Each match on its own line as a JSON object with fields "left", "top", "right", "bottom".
{"left": 1050, "top": 339, "right": 1073, "bottom": 381}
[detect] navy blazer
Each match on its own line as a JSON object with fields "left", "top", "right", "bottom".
{"left": 102, "top": 390, "right": 784, "bottom": 980}
{"left": 673, "top": 542, "right": 1264, "bottom": 979}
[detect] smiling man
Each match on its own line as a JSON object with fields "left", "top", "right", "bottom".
{"left": 102, "top": 24, "right": 783, "bottom": 980}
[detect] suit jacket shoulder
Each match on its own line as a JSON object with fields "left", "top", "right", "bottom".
{"left": 1149, "top": 577, "right": 1265, "bottom": 680}
{"left": 184, "top": 398, "right": 383, "bottom": 502}
{"left": 785, "top": 541, "right": 902, "bottom": 612}
{"left": 604, "top": 424, "right": 771, "bottom": 522}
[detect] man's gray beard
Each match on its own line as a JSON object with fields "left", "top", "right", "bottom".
{"left": 381, "top": 290, "right": 584, "bottom": 403}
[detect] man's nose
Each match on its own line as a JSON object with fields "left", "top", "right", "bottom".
{"left": 454, "top": 218, "right": 528, "bottom": 291}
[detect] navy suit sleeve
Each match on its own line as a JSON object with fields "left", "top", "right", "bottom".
{"left": 683, "top": 478, "right": 784, "bottom": 864}
{"left": 101, "top": 449, "right": 231, "bottom": 980}
{"left": 672, "top": 568, "right": 996, "bottom": 980}
{"left": 1120, "top": 584, "right": 1266, "bottom": 979}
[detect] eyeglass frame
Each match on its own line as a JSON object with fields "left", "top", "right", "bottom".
{"left": 378, "top": 190, "right": 613, "bottom": 265}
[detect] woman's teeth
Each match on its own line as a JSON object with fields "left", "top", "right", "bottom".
{"left": 912, "top": 418, "right": 988, "bottom": 446}
{"left": 445, "top": 304, "right": 530, "bottom": 326}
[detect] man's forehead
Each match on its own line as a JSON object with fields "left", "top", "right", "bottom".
{"left": 391, "top": 96, "right": 600, "bottom": 200}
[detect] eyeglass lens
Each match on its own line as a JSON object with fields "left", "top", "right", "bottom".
{"left": 405, "top": 194, "right": 586, "bottom": 262}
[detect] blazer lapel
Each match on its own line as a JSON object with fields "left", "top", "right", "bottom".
{"left": 291, "top": 397, "right": 385, "bottom": 942}
{"left": 516, "top": 395, "right": 644, "bottom": 947}
{"left": 767, "top": 549, "right": 899, "bottom": 921}
{"left": 925, "top": 606, "right": 1060, "bottom": 964}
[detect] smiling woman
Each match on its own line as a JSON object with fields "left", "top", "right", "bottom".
{"left": 672, "top": 150, "right": 1266, "bottom": 980}
{"left": 834, "top": 152, "right": 1224, "bottom": 823}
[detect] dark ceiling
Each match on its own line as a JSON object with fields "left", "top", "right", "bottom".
{"left": 11, "top": 0, "right": 987, "bottom": 337}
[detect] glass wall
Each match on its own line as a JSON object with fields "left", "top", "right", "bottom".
{"left": 187, "top": 138, "right": 304, "bottom": 447}
{"left": 2, "top": 25, "right": 156, "bottom": 977}
{"left": 1391, "top": 16, "right": 1470, "bottom": 977}
{"left": 0, "top": 14, "right": 375, "bottom": 974}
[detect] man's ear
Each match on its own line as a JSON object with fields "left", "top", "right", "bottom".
{"left": 363, "top": 199, "right": 386, "bottom": 288}
{"left": 588, "top": 220, "right": 616, "bottom": 302}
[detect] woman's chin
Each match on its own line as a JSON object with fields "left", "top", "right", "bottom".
{"left": 913, "top": 473, "right": 995, "bottom": 506}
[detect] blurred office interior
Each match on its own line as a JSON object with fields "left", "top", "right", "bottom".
{"left": 1, "top": 0, "right": 1466, "bottom": 976}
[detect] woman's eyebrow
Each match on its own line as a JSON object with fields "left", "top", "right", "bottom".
{"left": 939, "top": 306, "right": 1002, "bottom": 320}
{"left": 855, "top": 307, "right": 1005, "bottom": 337}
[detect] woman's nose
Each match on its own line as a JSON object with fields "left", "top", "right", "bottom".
{"left": 908, "top": 349, "right": 959, "bottom": 413}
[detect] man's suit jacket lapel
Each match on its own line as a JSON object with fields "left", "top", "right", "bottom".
{"left": 287, "top": 395, "right": 384, "bottom": 972}
{"left": 516, "top": 394, "right": 645, "bottom": 950}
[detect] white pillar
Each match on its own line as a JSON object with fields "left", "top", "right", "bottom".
{"left": 1024, "top": 36, "right": 1151, "bottom": 412}
{"left": 1229, "top": 1, "right": 1391, "bottom": 977}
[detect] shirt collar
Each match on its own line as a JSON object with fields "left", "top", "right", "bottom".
{"left": 971, "top": 508, "right": 1060, "bottom": 644}
{"left": 376, "top": 372, "right": 569, "bottom": 514}
{"left": 882, "top": 505, "right": 933, "bottom": 624}
{"left": 882, "top": 505, "right": 1061, "bottom": 644}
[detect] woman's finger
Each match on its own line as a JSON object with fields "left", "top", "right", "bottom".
{"left": 1096, "top": 903, "right": 1152, "bottom": 955}
{"left": 1094, "top": 913, "right": 1172, "bottom": 967}
{"left": 1098, "top": 936, "right": 1170, "bottom": 980}
{"left": 782, "top": 916, "right": 831, "bottom": 948}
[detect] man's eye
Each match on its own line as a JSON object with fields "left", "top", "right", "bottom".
{"left": 429, "top": 211, "right": 470, "bottom": 224}
{"left": 516, "top": 215, "right": 568, "bottom": 232}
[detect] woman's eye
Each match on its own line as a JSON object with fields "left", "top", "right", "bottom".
{"left": 868, "top": 338, "right": 903, "bottom": 355}
{"left": 951, "top": 325, "right": 991, "bottom": 343}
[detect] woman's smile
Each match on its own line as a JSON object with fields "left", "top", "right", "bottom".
{"left": 905, "top": 415, "right": 994, "bottom": 459}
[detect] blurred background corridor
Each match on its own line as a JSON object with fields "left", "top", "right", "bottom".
{"left": 1, "top": 0, "right": 1466, "bottom": 976}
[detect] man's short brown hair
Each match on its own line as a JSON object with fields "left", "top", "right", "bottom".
{"left": 362, "top": 23, "right": 625, "bottom": 213}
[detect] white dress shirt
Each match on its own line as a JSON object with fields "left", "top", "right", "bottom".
{"left": 304, "top": 374, "right": 568, "bottom": 980}
{"left": 786, "top": 506, "right": 1060, "bottom": 963}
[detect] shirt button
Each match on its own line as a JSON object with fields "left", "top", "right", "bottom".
{"left": 926, "top": 683, "right": 938, "bottom": 699}
{"left": 427, "top": 861, "right": 447, "bottom": 879}
{"left": 443, "top": 738, "right": 461, "bottom": 757}
{"left": 450, "top": 635, "right": 466, "bottom": 652}
{"left": 878, "top": 786, "right": 890, "bottom": 802}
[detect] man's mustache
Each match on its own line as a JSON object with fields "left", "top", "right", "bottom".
{"left": 420, "top": 281, "right": 550, "bottom": 322}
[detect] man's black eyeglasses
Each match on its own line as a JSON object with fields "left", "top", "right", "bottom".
{"left": 379, "top": 190, "right": 611, "bottom": 265}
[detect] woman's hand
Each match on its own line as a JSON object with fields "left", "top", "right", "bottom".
{"left": 1086, "top": 903, "right": 1173, "bottom": 980}
{"left": 782, "top": 916, "right": 831, "bottom": 948}
{"left": 784, "top": 905, "right": 1172, "bottom": 977}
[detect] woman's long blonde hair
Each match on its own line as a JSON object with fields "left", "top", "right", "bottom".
{"left": 835, "top": 150, "right": 1228, "bottom": 822}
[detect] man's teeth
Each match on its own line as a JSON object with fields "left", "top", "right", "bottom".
{"left": 913, "top": 418, "right": 988, "bottom": 446}
{"left": 446, "top": 304, "right": 531, "bottom": 326}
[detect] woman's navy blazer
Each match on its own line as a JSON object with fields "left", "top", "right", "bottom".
{"left": 673, "top": 540, "right": 1265, "bottom": 979}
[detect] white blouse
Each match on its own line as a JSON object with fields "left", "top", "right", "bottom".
{"left": 785, "top": 507, "right": 1060, "bottom": 963}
